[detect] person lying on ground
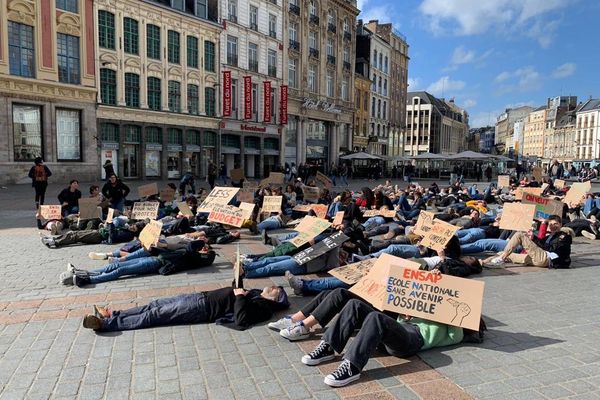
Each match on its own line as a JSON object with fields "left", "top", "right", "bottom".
{"left": 241, "top": 246, "right": 341, "bottom": 279}
{"left": 41, "top": 220, "right": 147, "bottom": 248}
{"left": 82, "top": 285, "right": 289, "bottom": 332}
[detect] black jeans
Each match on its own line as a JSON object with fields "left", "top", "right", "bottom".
{"left": 323, "top": 299, "right": 424, "bottom": 370}
{"left": 54, "top": 230, "right": 103, "bottom": 246}
{"left": 33, "top": 181, "right": 48, "bottom": 206}
{"left": 300, "top": 288, "right": 358, "bottom": 327}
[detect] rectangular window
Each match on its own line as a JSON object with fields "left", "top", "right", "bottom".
{"left": 125, "top": 73, "right": 140, "bottom": 108}
{"left": 124, "top": 125, "right": 141, "bottom": 143}
{"left": 146, "top": 127, "right": 162, "bottom": 143}
{"left": 146, "top": 24, "right": 161, "bottom": 60}
{"left": 188, "top": 84, "right": 199, "bottom": 115}
{"left": 289, "top": 22, "right": 297, "bottom": 41}
{"left": 13, "top": 104, "right": 42, "bottom": 162}
{"left": 56, "top": 0, "right": 78, "bottom": 12}
{"left": 168, "top": 81, "right": 181, "bottom": 112}
{"left": 147, "top": 77, "right": 162, "bottom": 110}
{"left": 271, "top": 87, "right": 276, "bottom": 120}
{"left": 308, "top": 65, "right": 317, "bottom": 92}
{"left": 288, "top": 58, "right": 297, "bottom": 88}
{"left": 326, "top": 73, "right": 334, "bottom": 97}
{"left": 100, "top": 123, "right": 119, "bottom": 143}
{"left": 248, "top": 43, "right": 258, "bottom": 72}
{"left": 196, "top": 0, "right": 208, "bottom": 19}
{"left": 269, "top": 14, "right": 277, "bottom": 38}
{"left": 231, "top": 79, "right": 238, "bottom": 116}
{"left": 343, "top": 47, "right": 349, "bottom": 63}
{"left": 57, "top": 33, "right": 80, "bottom": 84}
{"left": 168, "top": 128, "right": 183, "bottom": 144}
{"left": 228, "top": 0, "right": 238, "bottom": 22}
{"left": 100, "top": 68, "right": 116, "bottom": 105}
{"left": 123, "top": 17, "right": 138, "bottom": 55}
{"left": 342, "top": 79, "right": 348, "bottom": 101}
{"left": 187, "top": 36, "right": 199, "bottom": 68}
{"left": 252, "top": 83, "right": 258, "bottom": 121}
{"left": 98, "top": 10, "right": 115, "bottom": 49}
{"left": 8, "top": 22, "right": 35, "bottom": 78}
{"left": 249, "top": 5, "right": 258, "bottom": 31}
{"left": 227, "top": 36, "right": 238, "bottom": 66}
{"left": 187, "top": 130, "right": 201, "bottom": 145}
{"left": 168, "top": 30, "right": 180, "bottom": 64}
{"left": 204, "top": 40, "right": 215, "bottom": 71}
{"left": 327, "top": 38, "right": 334, "bottom": 56}
{"left": 309, "top": 31, "right": 317, "bottom": 49}
{"left": 205, "top": 87, "right": 216, "bottom": 116}
{"left": 268, "top": 49, "right": 277, "bottom": 77}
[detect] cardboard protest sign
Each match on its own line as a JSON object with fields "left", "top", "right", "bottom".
{"left": 532, "top": 167, "right": 544, "bottom": 181}
{"left": 554, "top": 179, "right": 565, "bottom": 189}
{"left": 419, "top": 219, "right": 461, "bottom": 252}
{"left": 238, "top": 189, "right": 254, "bottom": 203}
{"left": 302, "top": 185, "right": 320, "bottom": 202}
{"left": 362, "top": 209, "right": 380, "bottom": 217}
{"left": 160, "top": 188, "right": 175, "bottom": 202}
{"left": 286, "top": 218, "right": 302, "bottom": 227}
{"left": 139, "top": 220, "right": 163, "bottom": 250}
{"left": 198, "top": 187, "right": 240, "bottom": 212}
{"left": 238, "top": 202, "right": 255, "bottom": 220}
{"left": 572, "top": 181, "right": 592, "bottom": 193}
{"left": 413, "top": 211, "right": 435, "bottom": 236}
{"left": 78, "top": 197, "right": 101, "bottom": 220}
{"left": 316, "top": 171, "right": 333, "bottom": 189}
{"left": 293, "top": 230, "right": 349, "bottom": 265}
{"left": 293, "top": 204, "right": 312, "bottom": 212}
{"left": 262, "top": 196, "right": 282, "bottom": 213}
{"left": 131, "top": 202, "right": 160, "bottom": 220}
{"left": 290, "top": 216, "right": 332, "bottom": 247}
{"left": 310, "top": 204, "right": 328, "bottom": 219}
{"left": 230, "top": 168, "right": 245, "bottom": 182}
{"left": 381, "top": 209, "right": 397, "bottom": 218}
{"left": 40, "top": 205, "right": 62, "bottom": 220}
{"left": 329, "top": 258, "right": 378, "bottom": 284}
{"left": 259, "top": 172, "right": 284, "bottom": 187}
{"left": 563, "top": 186, "right": 586, "bottom": 207}
{"left": 105, "top": 208, "right": 115, "bottom": 224}
{"left": 332, "top": 211, "right": 344, "bottom": 226}
{"left": 499, "top": 202, "right": 536, "bottom": 232}
{"left": 208, "top": 205, "right": 246, "bottom": 227}
{"left": 498, "top": 175, "right": 510, "bottom": 188}
{"left": 138, "top": 182, "right": 159, "bottom": 198}
{"left": 522, "top": 193, "right": 564, "bottom": 220}
{"left": 177, "top": 202, "right": 194, "bottom": 217}
{"left": 514, "top": 187, "right": 543, "bottom": 200}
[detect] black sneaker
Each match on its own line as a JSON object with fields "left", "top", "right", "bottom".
{"left": 73, "top": 274, "right": 91, "bottom": 287}
{"left": 324, "top": 359, "right": 362, "bottom": 387}
{"left": 301, "top": 341, "right": 335, "bottom": 366}
{"left": 82, "top": 315, "right": 103, "bottom": 330}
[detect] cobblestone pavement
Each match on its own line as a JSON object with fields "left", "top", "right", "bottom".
{"left": 0, "top": 181, "right": 599, "bottom": 399}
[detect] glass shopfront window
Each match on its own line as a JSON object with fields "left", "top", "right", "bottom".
{"left": 56, "top": 109, "right": 81, "bottom": 161}
{"left": 145, "top": 150, "right": 161, "bottom": 177}
{"left": 123, "top": 145, "right": 138, "bottom": 178}
{"left": 13, "top": 104, "right": 42, "bottom": 161}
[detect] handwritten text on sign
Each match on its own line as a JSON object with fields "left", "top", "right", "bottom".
{"left": 139, "top": 220, "right": 163, "bottom": 250}
{"left": 208, "top": 205, "right": 246, "bottom": 227}
{"left": 522, "top": 193, "right": 563, "bottom": 219}
{"left": 419, "top": 219, "right": 460, "bottom": 251}
{"left": 499, "top": 202, "right": 536, "bottom": 232}
{"left": 40, "top": 205, "right": 62, "bottom": 220}
{"left": 262, "top": 196, "right": 282, "bottom": 213}
{"left": 289, "top": 216, "right": 332, "bottom": 247}
{"left": 413, "top": 211, "right": 434, "bottom": 236}
{"left": 293, "top": 231, "right": 349, "bottom": 265}
{"left": 131, "top": 202, "right": 160, "bottom": 220}
{"left": 329, "top": 258, "right": 378, "bottom": 284}
{"left": 198, "top": 187, "right": 240, "bottom": 212}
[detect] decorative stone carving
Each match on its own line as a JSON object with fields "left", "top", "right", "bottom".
{"left": 7, "top": 0, "right": 36, "bottom": 25}
{"left": 56, "top": 12, "right": 81, "bottom": 36}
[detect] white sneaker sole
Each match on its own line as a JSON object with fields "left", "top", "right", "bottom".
{"left": 88, "top": 252, "right": 107, "bottom": 260}
{"left": 301, "top": 353, "right": 335, "bottom": 366}
{"left": 267, "top": 322, "right": 292, "bottom": 331}
{"left": 280, "top": 330, "right": 311, "bottom": 341}
{"left": 324, "top": 373, "right": 361, "bottom": 387}
{"left": 581, "top": 231, "right": 596, "bottom": 240}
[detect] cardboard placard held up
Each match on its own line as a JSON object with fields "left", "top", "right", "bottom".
{"left": 315, "top": 171, "right": 333, "bottom": 189}
{"left": 572, "top": 181, "right": 592, "bottom": 193}
{"left": 514, "top": 187, "right": 543, "bottom": 200}
{"left": 498, "top": 175, "right": 510, "bottom": 188}
{"left": 259, "top": 172, "right": 285, "bottom": 187}
{"left": 499, "top": 202, "right": 536, "bottom": 232}
{"left": 419, "top": 219, "right": 461, "bottom": 252}
{"left": 522, "top": 193, "right": 564, "bottom": 220}
{"left": 362, "top": 209, "right": 380, "bottom": 217}
{"left": 302, "top": 185, "right": 320, "bottom": 202}
{"left": 332, "top": 211, "right": 344, "bottom": 226}
{"left": 381, "top": 209, "right": 397, "bottom": 218}
{"left": 532, "top": 167, "right": 544, "bottom": 181}
{"left": 178, "top": 202, "right": 194, "bottom": 217}
{"left": 293, "top": 231, "right": 349, "bottom": 265}
{"left": 230, "top": 168, "right": 245, "bottom": 182}
{"left": 563, "top": 186, "right": 586, "bottom": 207}
{"left": 131, "top": 202, "right": 160, "bottom": 220}
{"left": 138, "top": 182, "right": 159, "bottom": 198}
{"left": 238, "top": 202, "right": 255, "bottom": 220}
{"left": 40, "top": 205, "right": 62, "bottom": 220}
{"left": 290, "top": 216, "right": 332, "bottom": 247}
{"left": 78, "top": 197, "right": 101, "bottom": 220}
{"left": 238, "top": 189, "right": 254, "bottom": 203}
{"left": 554, "top": 179, "right": 565, "bottom": 189}
{"left": 293, "top": 204, "right": 312, "bottom": 212}
{"left": 198, "top": 187, "right": 240, "bottom": 212}
{"left": 413, "top": 211, "right": 435, "bottom": 236}
{"left": 329, "top": 258, "right": 378, "bottom": 284}
{"left": 208, "top": 205, "right": 246, "bottom": 228}
{"left": 160, "top": 188, "right": 176, "bottom": 202}
{"left": 105, "top": 208, "right": 115, "bottom": 224}
{"left": 262, "top": 196, "right": 282, "bottom": 213}
{"left": 139, "top": 220, "right": 163, "bottom": 250}
{"left": 310, "top": 204, "right": 328, "bottom": 219}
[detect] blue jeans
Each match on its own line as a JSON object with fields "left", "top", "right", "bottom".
{"left": 244, "top": 255, "right": 307, "bottom": 278}
{"left": 102, "top": 293, "right": 209, "bottom": 331}
{"left": 401, "top": 209, "right": 421, "bottom": 220}
{"left": 328, "top": 202, "right": 344, "bottom": 218}
{"left": 372, "top": 244, "right": 421, "bottom": 258}
{"left": 461, "top": 239, "right": 508, "bottom": 254}
{"left": 257, "top": 216, "right": 282, "bottom": 233}
{"left": 330, "top": 175, "right": 337, "bottom": 186}
{"left": 339, "top": 175, "right": 348, "bottom": 186}
{"left": 456, "top": 228, "right": 486, "bottom": 244}
{"left": 89, "top": 256, "right": 161, "bottom": 283}
{"left": 397, "top": 195, "right": 411, "bottom": 212}
{"left": 301, "top": 277, "right": 350, "bottom": 295}
{"left": 111, "top": 198, "right": 125, "bottom": 213}
{"left": 363, "top": 216, "right": 385, "bottom": 231}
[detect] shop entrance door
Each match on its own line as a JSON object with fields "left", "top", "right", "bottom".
{"left": 123, "top": 145, "right": 138, "bottom": 178}
{"left": 101, "top": 149, "right": 118, "bottom": 179}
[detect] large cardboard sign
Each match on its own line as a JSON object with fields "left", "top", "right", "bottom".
{"left": 178, "top": 202, "right": 194, "bottom": 217}
{"left": 160, "top": 188, "right": 175, "bottom": 202}
{"left": 40, "top": 205, "right": 62, "bottom": 220}
{"left": 310, "top": 204, "right": 328, "bottom": 219}
{"left": 293, "top": 231, "right": 349, "bottom": 265}
{"left": 238, "top": 188, "right": 255, "bottom": 203}
{"left": 139, "top": 220, "right": 163, "bottom": 250}
{"left": 514, "top": 187, "right": 543, "bottom": 200}
{"left": 259, "top": 172, "right": 285, "bottom": 187}
{"left": 230, "top": 168, "right": 245, "bottom": 182}
{"left": 78, "top": 197, "right": 101, "bottom": 220}
{"left": 532, "top": 167, "right": 543, "bottom": 181}
{"left": 413, "top": 211, "right": 435, "bottom": 236}
{"left": 329, "top": 258, "right": 378, "bottom": 284}
{"left": 198, "top": 187, "right": 240, "bottom": 212}
{"left": 290, "top": 216, "right": 331, "bottom": 247}
{"left": 131, "top": 202, "right": 160, "bottom": 220}
{"left": 420, "top": 219, "right": 460, "bottom": 252}
{"left": 522, "top": 193, "right": 564, "bottom": 220}
{"left": 208, "top": 205, "right": 246, "bottom": 228}
{"left": 262, "top": 196, "right": 282, "bottom": 213}
{"left": 563, "top": 186, "right": 586, "bottom": 207}
{"left": 315, "top": 171, "right": 333, "bottom": 189}
{"left": 554, "top": 179, "right": 565, "bottom": 189}
{"left": 138, "top": 182, "right": 159, "bottom": 198}
{"left": 293, "top": 204, "right": 312, "bottom": 212}
{"left": 498, "top": 175, "right": 510, "bottom": 188}
{"left": 105, "top": 208, "right": 115, "bottom": 224}
{"left": 332, "top": 211, "right": 345, "bottom": 226}
{"left": 499, "top": 202, "right": 536, "bottom": 232}
{"left": 572, "top": 181, "right": 592, "bottom": 193}
{"left": 302, "top": 185, "right": 320, "bottom": 202}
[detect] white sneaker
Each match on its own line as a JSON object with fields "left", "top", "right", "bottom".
{"left": 581, "top": 230, "right": 596, "bottom": 240}
{"left": 484, "top": 256, "right": 505, "bottom": 267}
{"left": 280, "top": 322, "right": 312, "bottom": 341}
{"left": 66, "top": 263, "right": 76, "bottom": 273}
{"left": 88, "top": 252, "right": 108, "bottom": 260}
{"left": 267, "top": 316, "right": 294, "bottom": 331}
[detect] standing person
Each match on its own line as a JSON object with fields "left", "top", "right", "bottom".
{"left": 207, "top": 161, "right": 217, "bottom": 189}
{"left": 58, "top": 180, "right": 82, "bottom": 216}
{"left": 476, "top": 164, "right": 482, "bottom": 182}
{"left": 103, "top": 160, "right": 115, "bottom": 181}
{"left": 28, "top": 157, "right": 52, "bottom": 209}
{"left": 485, "top": 165, "right": 492, "bottom": 183}
{"left": 339, "top": 163, "right": 349, "bottom": 186}
{"left": 289, "top": 163, "right": 298, "bottom": 182}
{"left": 329, "top": 163, "right": 338, "bottom": 187}
{"left": 391, "top": 165, "right": 398, "bottom": 180}
{"left": 101, "top": 174, "right": 130, "bottom": 212}
{"left": 179, "top": 171, "right": 196, "bottom": 198}
{"left": 219, "top": 161, "right": 227, "bottom": 185}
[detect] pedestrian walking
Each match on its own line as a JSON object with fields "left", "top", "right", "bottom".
{"left": 28, "top": 157, "right": 52, "bottom": 209}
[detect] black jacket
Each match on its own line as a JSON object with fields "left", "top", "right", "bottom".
{"left": 533, "top": 230, "right": 572, "bottom": 268}
{"left": 57, "top": 188, "right": 82, "bottom": 208}
{"left": 102, "top": 180, "right": 130, "bottom": 202}
{"left": 155, "top": 246, "right": 216, "bottom": 275}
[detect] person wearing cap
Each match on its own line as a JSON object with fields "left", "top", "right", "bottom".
{"left": 82, "top": 284, "right": 289, "bottom": 332}
{"left": 28, "top": 157, "right": 52, "bottom": 209}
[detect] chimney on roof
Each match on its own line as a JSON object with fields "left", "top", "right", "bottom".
{"left": 369, "top": 20, "right": 379, "bottom": 24}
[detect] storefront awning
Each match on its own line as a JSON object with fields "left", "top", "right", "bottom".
{"left": 222, "top": 146, "right": 240, "bottom": 154}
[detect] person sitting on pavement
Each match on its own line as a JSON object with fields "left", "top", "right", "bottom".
{"left": 82, "top": 285, "right": 289, "bottom": 332}
{"left": 57, "top": 179, "right": 82, "bottom": 216}
{"left": 102, "top": 174, "right": 130, "bottom": 212}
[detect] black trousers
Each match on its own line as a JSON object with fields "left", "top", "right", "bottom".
{"left": 33, "top": 182, "right": 48, "bottom": 205}
{"left": 300, "top": 288, "right": 358, "bottom": 327}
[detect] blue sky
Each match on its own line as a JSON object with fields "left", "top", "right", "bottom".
{"left": 357, "top": 0, "right": 600, "bottom": 127}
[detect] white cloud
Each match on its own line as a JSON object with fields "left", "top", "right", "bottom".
{"left": 419, "top": 0, "right": 572, "bottom": 47}
{"left": 469, "top": 111, "right": 499, "bottom": 128}
{"left": 552, "top": 62, "right": 576, "bottom": 79}
{"left": 426, "top": 76, "right": 466, "bottom": 97}
{"left": 450, "top": 46, "right": 476, "bottom": 65}
{"left": 408, "top": 77, "right": 421, "bottom": 90}
{"left": 462, "top": 99, "right": 477, "bottom": 108}
{"left": 494, "top": 66, "right": 542, "bottom": 93}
